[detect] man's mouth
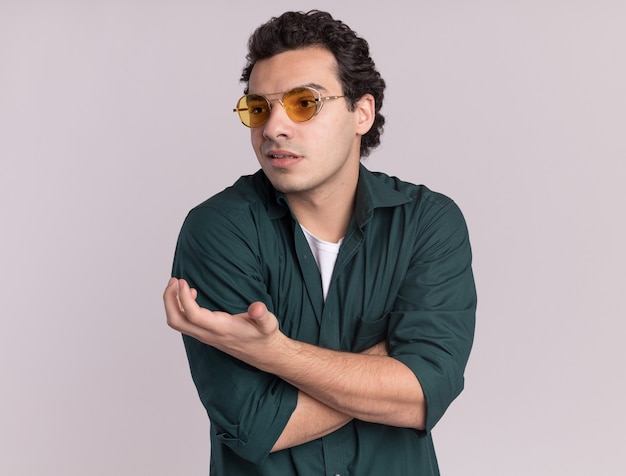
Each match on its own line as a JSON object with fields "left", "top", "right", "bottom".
{"left": 269, "top": 153, "right": 298, "bottom": 159}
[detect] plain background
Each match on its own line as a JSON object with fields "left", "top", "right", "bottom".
{"left": 1, "top": 1, "right": 624, "bottom": 474}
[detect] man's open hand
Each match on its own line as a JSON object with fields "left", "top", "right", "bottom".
{"left": 164, "top": 278, "right": 281, "bottom": 363}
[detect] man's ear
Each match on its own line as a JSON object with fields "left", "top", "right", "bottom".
{"left": 354, "top": 94, "right": 376, "bottom": 135}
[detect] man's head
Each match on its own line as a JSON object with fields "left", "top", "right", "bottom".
{"left": 240, "top": 10, "right": 386, "bottom": 158}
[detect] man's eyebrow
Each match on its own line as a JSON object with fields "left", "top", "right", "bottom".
{"left": 303, "top": 82, "right": 328, "bottom": 92}
{"left": 248, "top": 83, "right": 330, "bottom": 96}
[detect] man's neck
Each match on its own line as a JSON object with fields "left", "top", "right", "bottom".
{"left": 287, "top": 181, "right": 357, "bottom": 244}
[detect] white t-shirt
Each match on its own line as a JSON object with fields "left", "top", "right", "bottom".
{"left": 300, "top": 226, "right": 342, "bottom": 300}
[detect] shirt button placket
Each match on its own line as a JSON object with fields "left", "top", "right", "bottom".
{"left": 322, "top": 431, "right": 347, "bottom": 476}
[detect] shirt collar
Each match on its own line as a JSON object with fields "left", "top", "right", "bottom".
{"left": 264, "top": 164, "right": 412, "bottom": 224}
{"left": 354, "top": 164, "right": 412, "bottom": 228}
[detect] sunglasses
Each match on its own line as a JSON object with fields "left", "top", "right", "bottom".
{"left": 233, "top": 86, "right": 345, "bottom": 128}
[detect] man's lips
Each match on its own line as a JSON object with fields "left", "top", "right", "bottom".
{"left": 265, "top": 149, "right": 301, "bottom": 160}
{"left": 264, "top": 149, "right": 303, "bottom": 167}
{"left": 268, "top": 153, "right": 298, "bottom": 159}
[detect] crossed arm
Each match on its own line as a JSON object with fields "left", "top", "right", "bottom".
{"left": 164, "top": 277, "right": 426, "bottom": 451}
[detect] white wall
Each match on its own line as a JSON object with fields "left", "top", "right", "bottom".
{"left": 1, "top": 1, "right": 624, "bottom": 474}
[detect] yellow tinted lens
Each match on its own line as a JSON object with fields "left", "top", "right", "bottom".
{"left": 283, "top": 88, "right": 319, "bottom": 122}
{"left": 236, "top": 95, "right": 270, "bottom": 127}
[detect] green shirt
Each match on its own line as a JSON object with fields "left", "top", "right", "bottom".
{"left": 172, "top": 165, "right": 476, "bottom": 476}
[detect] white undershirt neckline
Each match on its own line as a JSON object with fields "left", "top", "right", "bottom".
{"left": 300, "top": 225, "right": 343, "bottom": 300}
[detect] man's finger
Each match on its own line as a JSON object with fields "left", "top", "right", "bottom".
{"left": 247, "top": 301, "right": 268, "bottom": 319}
{"left": 164, "top": 278, "right": 185, "bottom": 329}
{"left": 247, "top": 301, "right": 279, "bottom": 336}
{"left": 176, "top": 279, "right": 200, "bottom": 313}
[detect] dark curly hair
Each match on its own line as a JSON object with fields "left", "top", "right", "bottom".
{"left": 241, "top": 10, "right": 386, "bottom": 158}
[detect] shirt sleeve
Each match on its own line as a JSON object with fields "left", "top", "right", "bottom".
{"left": 172, "top": 203, "right": 298, "bottom": 465}
{"left": 387, "top": 198, "right": 477, "bottom": 432}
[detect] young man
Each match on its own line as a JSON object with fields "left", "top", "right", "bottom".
{"left": 164, "top": 10, "right": 476, "bottom": 476}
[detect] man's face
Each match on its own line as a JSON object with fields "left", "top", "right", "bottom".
{"left": 247, "top": 47, "right": 372, "bottom": 202}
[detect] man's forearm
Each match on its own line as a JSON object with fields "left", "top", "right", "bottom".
{"left": 271, "top": 341, "right": 388, "bottom": 452}
{"left": 258, "top": 336, "right": 426, "bottom": 430}
{"left": 271, "top": 390, "right": 352, "bottom": 452}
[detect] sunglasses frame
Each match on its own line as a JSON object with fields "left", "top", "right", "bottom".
{"left": 233, "top": 86, "right": 345, "bottom": 128}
